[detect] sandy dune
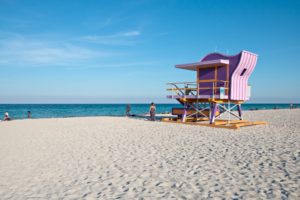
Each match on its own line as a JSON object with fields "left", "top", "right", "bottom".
{"left": 0, "top": 109, "right": 299, "bottom": 199}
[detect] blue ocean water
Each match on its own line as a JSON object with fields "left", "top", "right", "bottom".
{"left": 0, "top": 104, "right": 298, "bottom": 120}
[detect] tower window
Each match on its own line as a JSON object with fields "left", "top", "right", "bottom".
{"left": 240, "top": 68, "right": 247, "bottom": 76}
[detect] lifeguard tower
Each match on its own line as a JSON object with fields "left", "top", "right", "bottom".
{"left": 163, "top": 50, "right": 266, "bottom": 129}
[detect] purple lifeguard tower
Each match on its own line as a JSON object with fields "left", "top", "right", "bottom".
{"left": 165, "top": 50, "right": 266, "bottom": 128}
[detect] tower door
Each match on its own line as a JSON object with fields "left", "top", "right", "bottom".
{"left": 197, "top": 65, "right": 229, "bottom": 98}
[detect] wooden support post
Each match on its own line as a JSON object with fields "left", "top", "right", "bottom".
{"left": 237, "top": 104, "right": 243, "bottom": 120}
{"left": 209, "top": 103, "right": 218, "bottom": 124}
{"left": 182, "top": 103, "right": 187, "bottom": 122}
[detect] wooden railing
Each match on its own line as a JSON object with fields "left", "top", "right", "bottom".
{"left": 167, "top": 80, "right": 229, "bottom": 98}
{"left": 166, "top": 82, "right": 197, "bottom": 96}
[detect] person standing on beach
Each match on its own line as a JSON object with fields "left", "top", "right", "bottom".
{"left": 149, "top": 102, "right": 156, "bottom": 121}
{"left": 126, "top": 104, "right": 131, "bottom": 116}
{"left": 27, "top": 111, "right": 31, "bottom": 118}
{"left": 290, "top": 103, "right": 293, "bottom": 109}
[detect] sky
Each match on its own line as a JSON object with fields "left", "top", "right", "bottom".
{"left": 0, "top": 0, "right": 299, "bottom": 103}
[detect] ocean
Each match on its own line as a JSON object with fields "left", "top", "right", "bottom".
{"left": 0, "top": 103, "right": 298, "bottom": 120}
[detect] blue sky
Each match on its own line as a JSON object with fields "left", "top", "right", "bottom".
{"left": 0, "top": 0, "right": 299, "bottom": 103}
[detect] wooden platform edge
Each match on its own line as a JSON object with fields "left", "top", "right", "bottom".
{"left": 161, "top": 118, "right": 267, "bottom": 130}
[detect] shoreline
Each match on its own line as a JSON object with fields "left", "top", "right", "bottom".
{"left": 0, "top": 108, "right": 299, "bottom": 121}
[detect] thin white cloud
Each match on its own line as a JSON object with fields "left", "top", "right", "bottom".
{"left": 82, "top": 30, "right": 141, "bottom": 45}
{"left": 119, "top": 31, "right": 140, "bottom": 37}
{"left": 0, "top": 31, "right": 152, "bottom": 68}
{"left": 0, "top": 34, "right": 120, "bottom": 67}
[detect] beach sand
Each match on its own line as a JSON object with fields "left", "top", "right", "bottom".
{"left": 0, "top": 109, "right": 299, "bottom": 199}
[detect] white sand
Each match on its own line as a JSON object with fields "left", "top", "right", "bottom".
{"left": 0, "top": 109, "right": 299, "bottom": 199}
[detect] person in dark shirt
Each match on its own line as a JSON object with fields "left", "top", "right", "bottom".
{"left": 126, "top": 104, "right": 131, "bottom": 116}
{"left": 149, "top": 102, "right": 156, "bottom": 121}
{"left": 27, "top": 111, "right": 31, "bottom": 118}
